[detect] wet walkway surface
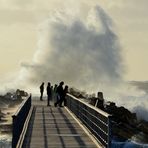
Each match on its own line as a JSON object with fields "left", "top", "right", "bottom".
{"left": 22, "top": 100, "right": 98, "bottom": 148}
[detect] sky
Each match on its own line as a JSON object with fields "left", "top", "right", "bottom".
{"left": 0, "top": 0, "right": 148, "bottom": 85}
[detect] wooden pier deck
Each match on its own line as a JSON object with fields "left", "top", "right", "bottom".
{"left": 22, "top": 100, "right": 100, "bottom": 148}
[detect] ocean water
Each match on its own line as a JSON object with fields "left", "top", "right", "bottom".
{"left": 0, "top": 107, "right": 16, "bottom": 148}
{"left": 0, "top": 134, "right": 11, "bottom": 148}
{"left": 1, "top": 137, "right": 148, "bottom": 148}
{"left": 112, "top": 140, "right": 148, "bottom": 148}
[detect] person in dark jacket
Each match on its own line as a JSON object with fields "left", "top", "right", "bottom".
{"left": 54, "top": 81, "right": 64, "bottom": 107}
{"left": 53, "top": 84, "right": 58, "bottom": 103}
{"left": 63, "top": 85, "right": 68, "bottom": 106}
{"left": 47, "top": 82, "right": 52, "bottom": 106}
{"left": 40, "top": 82, "right": 44, "bottom": 101}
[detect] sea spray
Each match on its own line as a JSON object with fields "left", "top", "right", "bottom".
{"left": 0, "top": 134, "right": 11, "bottom": 148}
{"left": 20, "top": 6, "right": 123, "bottom": 91}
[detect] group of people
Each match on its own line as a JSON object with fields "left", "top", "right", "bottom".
{"left": 39, "top": 81, "right": 68, "bottom": 107}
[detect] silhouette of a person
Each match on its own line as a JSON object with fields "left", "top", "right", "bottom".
{"left": 63, "top": 85, "right": 68, "bottom": 106}
{"left": 47, "top": 82, "right": 52, "bottom": 106}
{"left": 53, "top": 84, "right": 58, "bottom": 103}
{"left": 54, "top": 81, "right": 64, "bottom": 107}
{"left": 51, "top": 86, "right": 53, "bottom": 101}
{"left": 40, "top": 82, "right": 44, "bottom": 101}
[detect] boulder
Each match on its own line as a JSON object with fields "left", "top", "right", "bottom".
{"left": 137, "top": 120, "right": 148, "bottom": 134}
{"left": 0, "top": 110, "right": 5, "bottom": 121}
{"left": 105, "top": 102, "right": 137, "bottom": 125}
{"left": 89, "top": 97, "right": 98, "bottom": 106}
{"left": 89, "top": 92, "right": 105, "bottom": 110}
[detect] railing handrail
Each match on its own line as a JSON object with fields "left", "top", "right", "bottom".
{"left": 12, "top": 97, "right": 29, "bottom": 116}
{"left": 67, "top": 94, "right": 111, "bottom": 117}
{"left": 66, "top": 94, "right": 112, "bottom": 148}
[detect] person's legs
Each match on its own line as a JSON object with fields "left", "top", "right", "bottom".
{"left": 59, "top": 97, "right": 64, "bottom": 107}
{"left": 40, "top": 91, "right": 43, "bottom": 100}
{"left": 54, "top": 95, "right": 61, "bottom": 107}
{"left": 47, "top": 95, "right": 50, "bottom": 106}
{"left": 54, "top": 93, "right": 57, "bottom": 103}
{"left": 54, "top": 99, "right": 60, "bottom": 107}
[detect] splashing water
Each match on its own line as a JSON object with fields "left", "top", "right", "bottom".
{"left": 19, "top": 6, "right": 123, "bottom": 91}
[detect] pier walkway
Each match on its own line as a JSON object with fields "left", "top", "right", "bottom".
{"left": 12, "top": 95, "right": 111, "bottom": 148}
{"left": 23, "top": 100, "right": 99, "bottom": 148}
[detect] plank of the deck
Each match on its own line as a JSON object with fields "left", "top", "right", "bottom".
{"left": 22, "top": 100, "right": 98, "bottom": 148}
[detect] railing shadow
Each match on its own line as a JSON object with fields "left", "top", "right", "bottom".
{"left": 42, "top": 107, "right": 49, "bottom": 148}
{"left": 50, "top": 108, "right": 66, "bottom": 147}
{"left": 56, "top": 107, "right": 88, "bottom": 146}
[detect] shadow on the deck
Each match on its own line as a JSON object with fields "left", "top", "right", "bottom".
{"left": 22, "top": 101, "right": 97, "bottom": 148}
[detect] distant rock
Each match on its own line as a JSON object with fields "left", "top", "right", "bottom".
{"left": 0, "top": 89, "right": 28, "bottom": 108}
{"left": 0, "top": 123, "right": 12, "bottom": 134}
{"left": 89, "top": 97, "right": 97, "bottom": 106}
{"left": 69, "top": 87, "right": 86, "bottom": 99}
{"left": 105, "top": 102, "right": 137, "bottom": 125}
{"left": 0, "top": 110, "right": 6, "bottom": 121}
{"left": 89, "top": 92, "right": 104, "bottom": 110}
{"left": 4, "top": 89, "right": 28, "bottom": 100}
{"left": 137, "top": 120, "right": 148, "bottom": 134}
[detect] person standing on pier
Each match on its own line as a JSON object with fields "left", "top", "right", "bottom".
{"left": 54, "top": 81, "right": 64, "bottom": 107}
{"left": 63, "top": 85, "right": 69, "bottom": 106}
{"left": 47, "top": 82, "right": 52, "bottom": 106}
{"left": 40, "top": 82, "right": 44, "bottom": 101}
{"left": 53, "top": 84, "right": 58, "bottom": 103}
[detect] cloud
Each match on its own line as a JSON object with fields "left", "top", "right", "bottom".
{"left": 130, "top": 81, "right": 148, "bottom": 94}
{"left": 0, "top": 0, "right": 34, "bottom": 10}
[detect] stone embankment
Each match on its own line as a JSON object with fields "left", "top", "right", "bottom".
{"left": 89, "top": 92, "right": 148, "bottom": 143}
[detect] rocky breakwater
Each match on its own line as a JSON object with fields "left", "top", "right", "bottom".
{"left": 89, "top": 92, "right": 148, "bottom": 144}
{"left": 0, "top": 89, "right": 28, "bottom": 135}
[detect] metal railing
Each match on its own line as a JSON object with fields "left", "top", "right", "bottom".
{"left": 12, "top": 96, "right": 31, "bottom": 148}
{"left": 66, "top": 94, "right": 111, "bottom": 148}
